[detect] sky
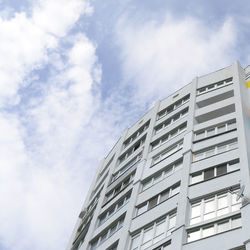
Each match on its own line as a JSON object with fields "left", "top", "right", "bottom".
{"left": 0, "top": 0, "right": 250, "bottom": 249}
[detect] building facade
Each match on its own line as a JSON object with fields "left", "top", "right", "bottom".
{"left": 67, "top": 62, "right": 250, "bottom": 250}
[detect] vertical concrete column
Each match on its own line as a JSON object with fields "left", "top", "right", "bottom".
{"left": 171, "top": 78, "right": 197, "bottom": 249}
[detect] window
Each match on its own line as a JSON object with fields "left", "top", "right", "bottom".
{"left": 142, "top": 159, "right": 183, "bottom": 191}
{"left": 190, "top": 159, "right": 240, "bottom": 185}
{"left": 193, "top": 139, "right": 238, "bottom": 161}
{"left": 131, "top": 235, "right": 140, "bottom": 250}
{"left": 190, "top": 203, "right": 201, "bottom": 225}
{"left": 187, "top": 215, "right": 241, "bottom": 243}
{"left": 196, "top": 77, "right": 233, "bottom": 95}
{"left": 123, "top": 121, "right": 150, "bottom": 149}
{"left": 105, "top": 173, "right": 134, "bottom": 203}
{"left": 136, "top": 183, "right": 180, "bottom": 216}
{"left": 189, "top": 189, "right": 242, "bottom": 225}
{"left": 202, "top": 225, "right": 214, "bottom": 237}
{"left": 111, "top": 154, "right": 141, "bottom": 183}
{"left": 194, "top": 119, "right": 236, "bottom": 141}
{"left": 190, "top": 172, "right": 203, "bottom": 184}
{"left": 216, "top": 165, "right": 227, "bottom": 176}
{"left": 167, "top": 214, "right": 176, "bottom": 235}
{"left": 119, "top": 137, "right": 145, "bottom": 164}
{"left": 152, "top": 140, "right": 183, "bottom": 165}
{"left": 99, "top": 191, "right": 131, "bottom": 226}
{"left": 157, "top": 95, "right": 190, "bottom": 120}
{"left": 91, "top": 216, "right": 125, "bottom": 249}
{"left": 148, "top": 197, "right": 158, "bottom": 209}
{"left": 130, "top": 212, "right": 177, "bottom": 250}
{"left": 152, "top": 123, "right": 187, "bottom": 150}
{"left": 153, "top": 241, "right": 171, "bottom": 250}
{"left": 204, "top": 168, "right": 214, "bottom": 180}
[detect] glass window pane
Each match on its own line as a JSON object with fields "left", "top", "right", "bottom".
{"left": 195, "top": 131, "right": 205, "bottom": 140}
{"left": 154, "top": 172, "right": 163, "bottom": 184}
{"left": 142, "top": 179, "right": 152, "bottom": 191}
{"left": 202, "top": 225, "right": 214, "bottom": 238}
{"left": 217, "top": 165, "right": 227, "bottom": 176}
{"left": 131, "top": 235, "right": 140, "bottom": 250}
{"left": 217, "top": 220, "right": 229, "bottom": 233}
{"left": 217, "top": 207, "right": 229, "bottom": 216}
{"left": 232, "top": 217, "right": 241, "bottom": 228}
{"left": 194, "top": 152, "right": 204, "bottom": 161}
{"left": 143, "top": 227, "right": 153, "bottom": 244}
{"left": 171, "top": 185, "right": 180, "bottom": 196}
{"left": 207, "top": 128, "right": 215, "bottom": 137}
{"left": 217, "top": 125, "right": 226, "bottom": 134}
{"left": 207, "top": 84, "right": 215, "bottom": 90}
{"left": 228, "top": 141, "right": 237, "bottom": 149}
{"left": 228, "top": 160, "right": 239, "bottom": 172}
{"left": 191, "top": 172, "right": 203, "bottom": 184}
{"left": 216, "top": 81, "right": 224, "bottom": 87}
{"left": 160, "top": 190, "right": 169, "bottom": 203}
{"left": 137, "top": 203, "right": 148, "bottom": 216}
{"left": 204, "top": 168, "right": 214, "bottom": 180}
{"left": 168, "top": 215, "right": 176, "bottom": 230}
{"left": 204, "top": 199, "right": 215, "bottom": 213}
{"left": 148, "top": 196, "right": 158, "bottom": 209}
{"left": 205, "top": 148, "right": 214, "bottom": 157}
{"left": 110, "top": 224, "right": 117, "bottom": 236}
{"left": 217, "top": 144, "right": 227, "bottom": 154}
{"left": 191, "top": 204, "right": 201, "bottom": 218}
{"left": 174, "top": 161, "right": 183, "bottom": 171}
{"left": 218, "top": 195, "right": 228, "bottom": 209}
{"left": 100, "top": 232, "right": 108, "bottom": 243}
{"left": 187, "top": 229, "right": 200, "bottom": 242}
{"left": 165, "top": 166, "right": 173, "bottom": 176}
{"left": 227, "top": 121, "right": 236, "bottom": 130}
{"left": 108, "top": 207, "right": 115, "bottom": 216}
{"left": 155, "top": 221, "right": 165, "bottom": 236}
{"left": 198, "top": 87, "right": 206, "bottom": 94}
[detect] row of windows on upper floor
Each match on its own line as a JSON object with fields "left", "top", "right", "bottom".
{"left": 193, "top": 138, "right": 238, "bottom": 162}
{"left": 136, "top": 182, "right": 180, "bottom": 216}
{"left": 130, "top": 210, "right": 177, "bottom": 250}
{"left": 123, "top": 121, "right": 150, "bottom": 149}
{"left": 151, "top": 122, "right": 187, "bottom": 151}
{"left": 190, "top": 188, "right": 242, "bottom": 226}
{"left": 111, "top": 153, "right": 141, "bottom": 184}
{"left": 194, "top": 119, "right": 236, "bottom": 141}
{"left": 187, "top": 214, "right": 241, "bottom": 243}
{"left": 90, "top": 215, "right": 125, "bottom": 250}
{"left": 119, "top": 136, "right": 145, "bottom": 164}
{"left": 196, "top": 77, "right": 233, "bottom": 96}
{"left": 105, "top": 172, "right": 135, "bottom": 203}
{"left": 131, "top": 186, "right": 242, "bottom": 250}
{"left": 155, "top": 107, "right": 189, "bottom": 135}
{"left": 190, "top": 158, "right": 240, "bottom": 185}
{"left": 157, "top": 94, "right": 190, "bottom": 121}
{"left": 99, "top": 190, "right": 131, "bottom": 226}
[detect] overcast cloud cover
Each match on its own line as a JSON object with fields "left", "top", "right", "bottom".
{"left": 0, "top": 0, "right": 250, "bottom": 249}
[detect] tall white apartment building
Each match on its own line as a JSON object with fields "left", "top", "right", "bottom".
{"left": 67, "top": 62, "right": 250, "bottom": 250}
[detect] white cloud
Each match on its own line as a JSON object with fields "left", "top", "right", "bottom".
{"left": 0, "top": 0, "right": 103, "bottom": 250}
{"left": 116, "top": 15, "right": 237, "bottom": 103}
